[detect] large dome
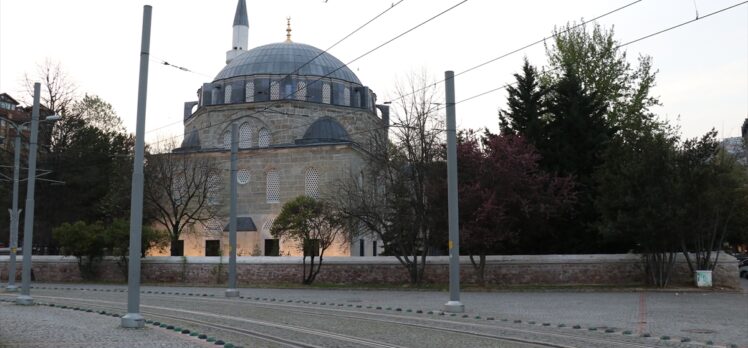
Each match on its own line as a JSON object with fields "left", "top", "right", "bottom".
{"left": 215, "top": 42, "right": 361, "bottom": 85}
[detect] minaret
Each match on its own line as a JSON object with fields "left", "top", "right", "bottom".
{"left": 226, "top": 0, "right": 249, "bottom": 64}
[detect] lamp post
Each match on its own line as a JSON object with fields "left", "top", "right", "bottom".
{"left": 16, "top": 82, "right": 62, "bottom": 305}
{"left": 1, "top": 106, "right": 59, "bottom": 294}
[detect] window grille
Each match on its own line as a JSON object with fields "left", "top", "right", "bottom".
{"left": 222, "top": 129, "right": 231, "bottom": 149}
{"left": 258, "top": 128, "right": 271, "bottom": 148}
{"left": 239, "top": 123, "right": 252, "bottom": 148}
{"left": 207, "top": 174, "right": 221, "bottom": 205}
{"left": 266, "top": 170, "right": 280, "bottom": 203}
{"left": 305, "top": 167, "right": 320, "bottom": 199}
{"left": 270, "top": 81, "right": 280, "bottom": 100}
{"left": 322, "top": 83, "right": 331, "bottom": 104}
{"left": 343, "top": 87, "right": 351, "bottom": 106}
{"left": 245, "top": 81, "right": 255, "bottom": 102}
{"left": 224, "top": 85, "right": 232, "bottom": 104}
{"left": 237, "top": 169, "right": 250, "bottom": 185}
{"left": 296, "top": 81, "right": 307, "bottom": 101}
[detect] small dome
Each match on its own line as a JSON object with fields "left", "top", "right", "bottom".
{"left": 215, "top": 42, "right": 361, "bottom": 84}
{"left": 297, "top": 117, "right": 350, "bottom": 144}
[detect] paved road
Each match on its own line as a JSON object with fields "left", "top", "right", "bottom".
{"left": 1, "top": 282, "right": 746, "bottom": 348}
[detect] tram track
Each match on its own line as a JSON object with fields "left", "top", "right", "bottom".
{"left": 4, "top": 290, "right": 682, "bottom": 348}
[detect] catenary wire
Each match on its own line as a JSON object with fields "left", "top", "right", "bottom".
{"left": 144, "top": 0, "right": 407, "bottom": 136}
{"left": 143, "top": 0, "right": 470, "bottom": 149}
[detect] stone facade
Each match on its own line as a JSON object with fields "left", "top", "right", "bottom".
{"left": 1, "top": 254, "right": 740, "bottom": 289}
{"left": 167, "top": 2, "right": 388, "bottom": 258}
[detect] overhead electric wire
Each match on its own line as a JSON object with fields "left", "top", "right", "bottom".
{"left": 143, "top": 0, "right": 408, "bottom": 137}
{"left": 384, "top": 0, "right": 644, "bottom": 104}
{"left": 447, "top": 0, "right": 748, "bottom": 108}
{"left": 144, "top": 0, "right": 469, "bottom": 149}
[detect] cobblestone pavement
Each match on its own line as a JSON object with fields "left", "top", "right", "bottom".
{"left": 1, "top": 280, "right": 746, "bottom": 348}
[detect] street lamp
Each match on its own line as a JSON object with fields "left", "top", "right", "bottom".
{"left": 12, "top": 82, "right": 59, "bottom": 305}
{"left": 1, "top": 107, "right": 59, "bottom": 293}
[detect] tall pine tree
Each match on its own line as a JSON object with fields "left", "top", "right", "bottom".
{"left": 498, "top": 58, "right": 548, "bottom": 149}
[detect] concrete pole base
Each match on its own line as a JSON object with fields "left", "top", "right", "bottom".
{"left": 15, "top": 295, "right": 34, "bottom": 305}
{"left": 121, "top": 313, "right": 145, "bottom": 328}
{"left": 225, "top": 288, "right": 240, "bottom": 298}
{"left": 5, "top": 285, "right": 19, "bottom": 292}
{"left": 443, "top": 300, "right": 465, "bottom": 313}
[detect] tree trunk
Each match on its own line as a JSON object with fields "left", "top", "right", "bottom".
{"left": 469, "top": 253, "right": 486, "bottom": 287}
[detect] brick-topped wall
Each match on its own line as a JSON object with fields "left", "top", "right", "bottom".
{"left": 0, "top": 254, "right": 740, "bottom": 289}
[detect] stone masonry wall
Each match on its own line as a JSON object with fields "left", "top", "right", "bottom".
{"left": 0, "top": 254, "right": 740, "bottom": 289}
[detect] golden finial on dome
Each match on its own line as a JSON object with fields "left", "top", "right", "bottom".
{"left": 285, "top": 17, "right": 292, "bottom": 42}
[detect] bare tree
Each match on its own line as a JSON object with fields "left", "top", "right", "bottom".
{"left": 144, "top": 139, "right": 221, "bottom": 256}
{"left": 24, "top": 59, "right": 77, "bottom": 115}
{"left": 336, "top": 71, "right": 445, "bottom": 284}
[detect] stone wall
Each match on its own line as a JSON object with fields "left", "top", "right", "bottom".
{"left": 0, "top": 254, "right": 740, "bottom": 289}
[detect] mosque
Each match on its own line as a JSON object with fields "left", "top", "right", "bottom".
{"left": 168, "top": 0, "right": 388, "bottom": 257}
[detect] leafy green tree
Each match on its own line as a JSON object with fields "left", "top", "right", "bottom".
{"left": 677, "top": 131, "right": 748, "bottom": 272}
{"left": 596, "top": 130, "right": 681, "bottom": 287}
{"left": 271, "top": 196, "right": 346, "bottom": 285}
{"left": 53, "top": 221, "right": 108, "bottom": 279}
{"left": 544, "top": 22, "right": 660, "bottom": 132}
{"left": 106, "top": 219, "right": 169, "bottom": 279}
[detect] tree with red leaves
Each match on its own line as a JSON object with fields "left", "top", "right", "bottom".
{"left": 458, "top": 131, "right": 575, "bottom": 285}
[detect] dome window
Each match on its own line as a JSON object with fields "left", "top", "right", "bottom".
{"left": 224, "top": 85, "right": 233, "bottom": 104}
{"left": 305, "top": 167, "right": 320, "bottom": 199}
{"left": 343, "top": 87, "right": 351, "bottom": 106}
{"left": 211, "top": 88, "right": 220, "bottom": 105}
{"left": 258, "top": 127, "right": 271, "bottom": 148}
{"left": 296, "top": 81, "right": 307, "bottom": 101}
{"left": 245, "top": 81, "right": 255, "bottom": 102}
{"left": 239, "top": 122, "right": 252, "bottom": 148}
{"left": 266, "top": 170, "right": 280, "bottom": 203}
{"left": 322, "top": 83, "right": 331, "bottom": 104}
{"left": 270, "top": 81, "right": 280, "bottom": 100}
{"left": 237, "top": 169, "right": 250, "bottom": 185}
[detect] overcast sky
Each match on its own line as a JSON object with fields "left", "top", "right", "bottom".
{"left": 1, "top": 0, "right": 746, "bottom": 143}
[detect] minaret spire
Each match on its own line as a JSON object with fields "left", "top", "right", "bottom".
{"left": 227, "top": 0, "right": 249, "bottom": 64}
{"left": 285, "top": 17, "right": 292, "bottom": 43}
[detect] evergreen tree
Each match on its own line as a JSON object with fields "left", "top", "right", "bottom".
{"left": 498, "top": 58, "right": 549, "bottom": 149}
{"left": 542, "top": 69, "right": 613, "bottom": 252}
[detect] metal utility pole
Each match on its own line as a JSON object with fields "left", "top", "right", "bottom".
{"left": 15, "top": 83, "right": 41, "bottom": 306}
{"left": 226, "top": 124, "right": 239, "bottom": 298}
{"left": 6, "top": 135, "right": 22, "bottom": 292}
{"left": 121, "top": 4, "right": 151, "bottom": 329}
{"left": 443, "top": 71, "right": 464, "bottom": 313}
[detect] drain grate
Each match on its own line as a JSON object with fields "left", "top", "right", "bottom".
{"left": 682, "top": 329, "right": 716, "bottom": 334}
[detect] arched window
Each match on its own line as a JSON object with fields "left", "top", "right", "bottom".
{"left": 296, "top": 81, "right": 307, "bottom": 101}
{"left": 304, "top": 167, "right": 320, "bottom": 199}
{"left": 258, "top": 127, "right": 271, "bottom": 148}
{"left": 322, "top": 83, "right": 331, "bottom": 104}
{"left": 207, "top": 174, "right": 221, "bottom": 205}
{"left": 262, "top": 216, "right": 276, "bottom": 234}
{"left": 239, "top": 123, "right": 252, "bottom": 148}
{"left": 270, "top": 81, "right": 280, "bottom": 100}
{"left": 222, "top": 129, "right": 231, "bottom": 150}
{"left": 266, "top": 170, "right": 280, "bottom": 203}
{"left": 343, "top": 87, "right": 351, "bottom": 106}
{"left": 237, "top": 169, "right": 250, "bottom": 185}
{"left": 224, "top": 85, "right": 233, "bottom": 104}
{"left": 245, "top": 81, "right": 255, "bottom": 102}
{"left": 211, "top": 89, "right": 219, "bottom": 105}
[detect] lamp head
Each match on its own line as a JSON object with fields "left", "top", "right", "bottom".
{"left": 43, "top": 114, "right": 61, "bottom": 121}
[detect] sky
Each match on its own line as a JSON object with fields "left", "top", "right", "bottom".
{"left": 0, "top": 0, "right": 746, "bottom": 144}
